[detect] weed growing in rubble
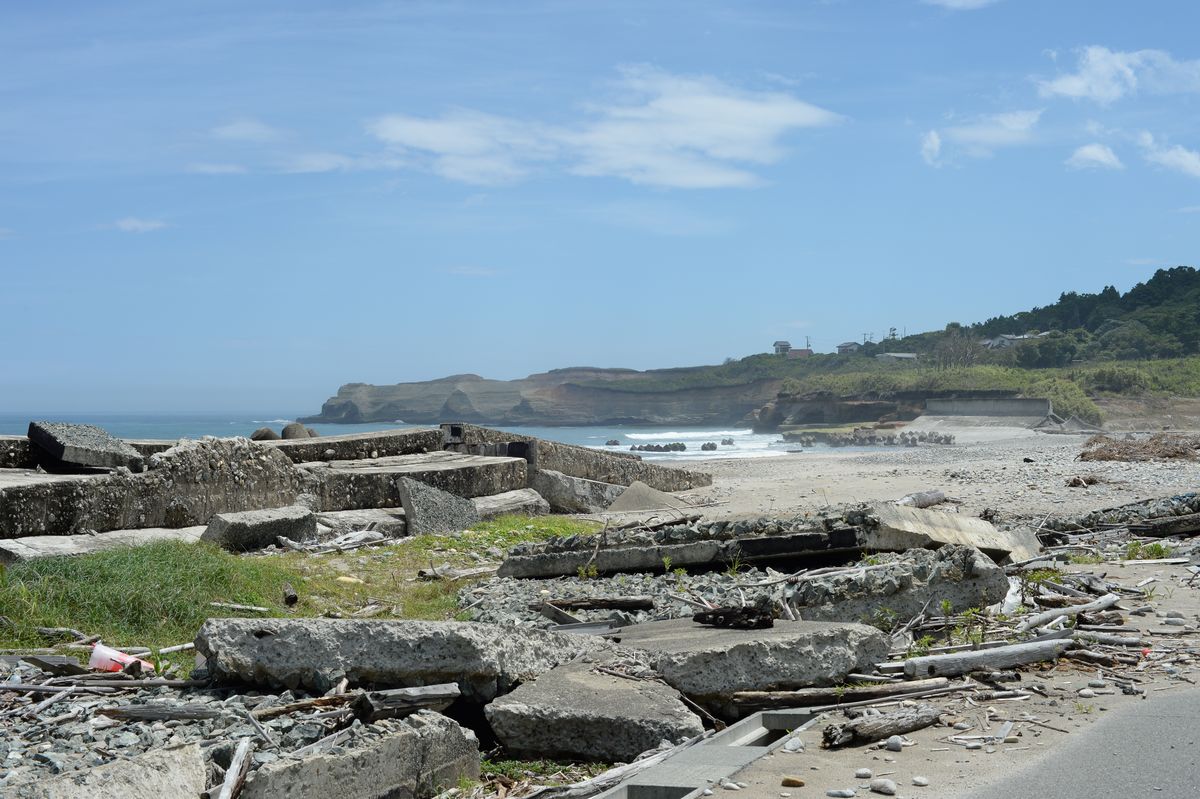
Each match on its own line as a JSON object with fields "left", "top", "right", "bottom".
{"left": 724, "top": 552, "right": 745, "bottom": 577}
{"left": 1126, "top": 541, "right": 1172, "bottom": 560}
{"left": 1066, "top": 552, "right": 1104, "bottom": 565}
{"left": 907, "top": 634, "right": 937, "bottom": 658}
{"left": 661, "top": 555, "right": 672, "bottom": 572}
{"left": 576, "top": 564, "right": 599, "bottom": 579}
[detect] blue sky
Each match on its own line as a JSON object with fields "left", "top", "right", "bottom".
{"left": 2, "top": 0, "right": 1198, "bottom": 412}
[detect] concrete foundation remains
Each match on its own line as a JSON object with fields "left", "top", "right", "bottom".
{"left": 398, "top": 477, "right": 481, "bottom": 535}
{"left": 201, "top": 506, "right": 317, "bottom": 552}
{"left": 0, "top": 438, "right": 305, "bottom": 538}
{"left": 6, "top": 743, "right": 206, "bottom": 799}
{"left": 445, "top": 423, "right": 712, "bottom": 492}
{"left": 473, "top": 488, "right": 549, "bottom": 519}
{"left": 864, "top": 504, "right": 1041, "bottom": 563}
{"left": 28, "top": 421, "right": 144, "bottom": 471}
{"left": 613, "top": 618, "right": 889, "bottom": 697}
{"left": 485, "top": 661, "right": 705, "bottom": 763}
{"left": 302, "top": 452, "right": 527, "bottom": 512}
{"left": 240, "top": 711, "right": 479, "bottom": 799}
{"left": 269, "top": 428, "right": 442, "bottom": 464}
{"left": 531, "top": 469, "right": 625, "bottom": 513}
{"left": 790, "top": 544, "right": 1010, "bottom": 624}
{"left": 195, "top": 618, "right": 613, "bottom": 698}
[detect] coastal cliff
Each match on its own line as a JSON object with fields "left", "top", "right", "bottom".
{"left": 301, "top": 368, "right": 782, "bottom": 427}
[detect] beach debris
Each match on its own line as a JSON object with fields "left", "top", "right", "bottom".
{"left": 902, "top": 640, "right": 1072, "bottom": 679}
{"left": 1079, "top": 432, "right": 1200, "bottom": 462}
{"left": 822, "top": 704, "right": 941, "bottom": 749}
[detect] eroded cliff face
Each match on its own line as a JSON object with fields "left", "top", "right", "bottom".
{"left": 303, "top": 370, "right": 782, "bottom": 427}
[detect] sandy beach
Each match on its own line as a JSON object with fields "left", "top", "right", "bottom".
{"left": 680, "top": 428, "right": 1199, "bottom": 523}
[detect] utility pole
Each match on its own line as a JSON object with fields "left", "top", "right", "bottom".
{"left": 805, "top": 336, "right": 811, "bottom": 349}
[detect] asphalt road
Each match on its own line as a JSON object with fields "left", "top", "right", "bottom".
{"left": 967, "top": 686, "right": 1200, "bottom": 799}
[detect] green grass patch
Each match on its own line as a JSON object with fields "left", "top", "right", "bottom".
{"left": 0, "top": 541, "right": 301, "bottom": 650}
{"left": 482, "top": 758, "right": 610, "bottom": 782}
{"left": 0, "top": 514, "right": 598, "bottom": 656}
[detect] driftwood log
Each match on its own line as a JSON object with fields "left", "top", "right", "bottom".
{"left": 823, "top": 704, "right": 942, "bottom": 749}
{"left": 282, "top": 582, "right": 299, "bottom": 607}
{"left": 903, "top": 640, "right": 1070, "bottom": 679}
{"left": 214, "top": 737, "right": 253, "bottom": 799}
{"left": 731, "top": 677, "right": 950, "bottom": 710}
{"left": 1015, "top": 593, "right": 1120, "bottom": 632}
{"left": 97, "top": 703, "right": 223, "bottom": 721}
{"left": 351, "top": 684, "right": 460, "bottom": 723}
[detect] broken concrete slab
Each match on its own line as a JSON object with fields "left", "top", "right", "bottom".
{"left": 316, "top": 507, "right": 408, "bottom": 537}
{"left": 241, "top": 711, "right": 479, "bottom": 799}
{"left": 201, "top": 505, "right": 317, "bottom": 552}
{"left": 449, "top": 423, "right": 713, "bottom": 491}
{"left": 792, "top": 544, "right": 1010, "bottom": 624}
{"left": 1, "top": 434, "right": 34, "bottom": 468}
{"left": 0, "top": 437, "right": 305, "bottom": 538}
{"left": 0, "top": 526, "right": 205, "bottom": 564}
{"left": 28, "top": 421, "right": 144, "bottom": 471}
{"left": 195, "top": 618, "right": 613, "bottom": 698}
{"left": 473, "top": 488, "right": 549, "bottom": 519}
{"left": 613, "top": 618, "right": 889, "bottom": 697}
{"left": 486, "top": 660, "right": 704, "bottom": 762}
{"left": 7, "top": 743, "right": 205, "bottom": 799}
{"left": 304, "top": 451, "right": 527, "bottom": 511}
{"left": 398, "top": 477, "right": 480, "bottom": 536}
{"left": 531, "top": 469, "right": 625, "bottom": 513}
{"left": 865, "top": 504, "right": 1041, "bottom": 563}
{"left": 606, "top": 480, "right": 692, "bottom": 514}
{"left": 269, "top": 427, "right": 442, "bottom": 464}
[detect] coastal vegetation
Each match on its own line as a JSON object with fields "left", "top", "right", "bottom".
{"left": 0, "top": 514, "right": 595, "bottom": 660}
{"left": 569, "top": 267, "right": 1200, "bottom": 425}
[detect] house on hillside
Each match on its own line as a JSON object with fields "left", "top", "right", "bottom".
{"left": 876, "top": 352, "right": 918, "bottom": 362}
{"left": 773, "top": 340, "right": 792, "bottom": 355}
{"left": 837, "top": 341, "right": 862, "bottom": 354}
{"left": 787, "top": 348, "right": 814, "bottom": 359}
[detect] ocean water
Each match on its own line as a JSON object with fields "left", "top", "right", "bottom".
{"left": 0, "top": 414, "right": 794, "bottom": 461}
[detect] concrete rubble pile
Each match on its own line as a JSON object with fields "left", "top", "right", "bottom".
{"left": 5, "top": 419, "right": 1200, "bottom": 798}
{"left": 0, "top": 421, "right": 701, "bottom": 562}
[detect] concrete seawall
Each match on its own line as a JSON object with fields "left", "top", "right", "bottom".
{"left": 924, "top": 398, "right": 1052, "bottom": 417}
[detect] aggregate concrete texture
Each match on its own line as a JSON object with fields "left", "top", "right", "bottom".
{"left": 612, "top": 618, "right": 889, "bottom": 696}
{"left": 27, "top": 421, "right": 144, "bottom": 471}
{"left": 201, "top": 505, "right": 317, "bottom": 552}
{"left": 241, "top": 711, "right": 479, "bottom": 799}
{"left": 398, "top": 477, "right": 481, "bottom": 536}
{"left": 6, "top": 743, "right": 206, "bottom": 799}
{"left": 195, "top": 618, "right": 613, "bottom": 698}
{"left": 486, "top": 660, "right": 705, "bottom": 762}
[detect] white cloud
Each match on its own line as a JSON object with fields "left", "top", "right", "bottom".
{"left": 922, "top": 0, "right": 1000, "bottom": 9}
{"left": 0, "top": 227, "right": 12, "bottom": 239}
{"left": 1038, "top": 46, "right": 1200, "bottom": 105}
{"left": 920, "top": 130, "right": 942, "bottom": 165}
{"left": 368, "top": 110, "right": 550, "bottom": 184}
{"left": 1139, "top": 132, "right": 1200, "bottom": 179}
{"left": 187, "top": 162, "right": 247, "bottom": 175}
{"left": 368, "top": 66, "right": 841, "bottom": 189}
{"left": 113, "top": 217, "right": 167, "bottom": 233}
{"left": 1066, "top": 143, "right": 1123, "bottom": 170}
{"left": 1179, "top": 206, "right": 1200, "bottom": 213}
{"left": 212, "top": 118, "right": 282, "bottom": 142}
{"left": 923, "top": 110, "right": 1040, "bottom": 164}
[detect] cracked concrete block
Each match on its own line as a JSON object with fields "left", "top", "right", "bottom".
{"left": 195, "top": 618, "right": 614, "bottom": 699}
{"left": 614, "top": 618, "right": 889, "bottom": 697}
{"left": 487, "top": 660, "right": 704, "bottom": 762}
